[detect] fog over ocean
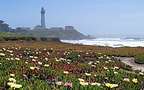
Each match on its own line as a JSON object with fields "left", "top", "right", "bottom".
{"left": 62, "top": 38, "right": 144, "bottom": 47}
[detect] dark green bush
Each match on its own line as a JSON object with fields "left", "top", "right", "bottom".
{"left": 135, "top": 54, "right": 144, "bottom": 64}
{"left": 40, "top": 37, "right": 48, "bottom": 41}
{"left": 2, "top": 37, "right": 37, "bottom": 41}
{"left": 66, "top": 52, "right": 80, "bottom": 62}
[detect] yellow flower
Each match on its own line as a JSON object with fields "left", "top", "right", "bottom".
{"left": 80, "top": 81, "right": 89, "bottom": 86}
{"left": 13, "top": 84, "right": 22, "bottom": 88}
{"left": 132, "top": 78, "right": 138, "bottom": 83}
{"left": 105, "top": 83, "right": 118, "bottom": 88}
{"left": 8, "top": 78, "right": 16, "bottom": 82}
{"left": 7, "top": 82, "right": 22, "bottom": 88}
{"left": 7, "top": 82, "right": 15, "bottom": 87}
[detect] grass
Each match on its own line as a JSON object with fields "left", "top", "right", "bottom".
{"left": 135, "top": 54, "right": 144, "bottom": 64}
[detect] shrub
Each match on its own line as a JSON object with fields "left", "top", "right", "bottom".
{"left": 40, "top": 37, "right": 48, "bottom": 41}
{"left": 2, "top": 37, "right": 37, "bottom": 41}
{"left": 66, "top": 52, "right": 80, "bottom": 62}
{"left": 134, "top": 54, "right": 144, "bottom": 64}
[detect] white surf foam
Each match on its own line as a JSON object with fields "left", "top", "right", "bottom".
{"left": 61, "top": 38, "right": 144, "bottom": 47}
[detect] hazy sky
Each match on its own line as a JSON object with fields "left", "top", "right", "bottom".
{"left": 1, "top": 0, "right": 144, "bottom": 36}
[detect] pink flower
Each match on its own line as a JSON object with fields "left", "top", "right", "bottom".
{"left": 64, "top": 82, "right": 72, "bottom": 88}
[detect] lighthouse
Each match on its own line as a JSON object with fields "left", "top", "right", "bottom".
{"left": 41, "top": 7, "right": 46, "bottom": 28}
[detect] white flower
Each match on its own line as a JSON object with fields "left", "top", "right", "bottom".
{"left": 30, "top": 67, "right": 35, "bottom": 70}
{"left": 90, "top": 82, "right": 101, "bottom": 86}
{"left": 56, "top": 81, "right": 63, "bottom": 86}
{"left": 98, "top": 53, "right": 102, "bottom": 55}
{"left": 2, "top": 48, "right": 6, "bottom": 51}
{"left": 114, "top": 66, "right": 119, "bottom": 70}
{"left": 7, "top": 50, "right": 13, "bottom": 53}
{"left": 10, "top": 74, "right": 15, "bottom": 77}
{"left": 15, "top": 58, "right": 20, "bottom": 61}
{"left": 32, "top": 59, "right": 36, "bottom": 62}
{"left": 30, "top": 67, "right": 39, "bottom": 70}
{"left": 96, "top": 61, "right": 100, "bottom": 63}
{"left": 105, "top": 61, "right": 109, "bottom": 63}
{"left": 38, "top": 62, "right": 42, "bottom": 65}
{"left": 91, "top": 65, "right": 96, "bottom": 67}
{"left": 104, "top": 55, "right": 107, "bottom": 57}
{"left": 34, "top": 56, "right": 38, "bottom": 59}
{"left": 44, "top": 64, "right": 49, "bottom": 67}
{"left": 114, "top": 71, "right": 118, "bottom": 74}
{"left": 10, "top": 54, "right": 14, "bottom": 56}
{"left": 85, "top": 73, "right": 91, "bottom": 76}
{"left": 29, "top": 56, "right": 34, "bottom": 58}
{"left": 123, "top": 78, "right": 130, "bottom": 82}
{"left": 106, "top": 56, "right": 110, "bottom": 59}
{"left": 63, "top": 71, "right": 69, "bottom": 74}
{"left": 88, "top": 61, "right": 93, "bottom": 65}
{"left": 104, "top": 67, "right": 108, "bottom": 70}
{"left": 11, "top": 58, "right": 14, "bottom": 60}
{"left": 6, "top": 58, "right": 10, "bottom": 60}
{"left": 108, "top": 60, "right": 112, "bottom": 62}
{"left": 139, "top": 72, "right": 144, "bottom": 75}
{"left": 47, "top": 52, "right": 50, "bottom": 55}
{"left": 45, "top": 58, "right": 48, "bottom": 61}
{"left": 25, "top": 62, "right": 28, "bottom": 64}
{"left": 55, "top": 58, "right": 61, "bottom": 62}
{"left": 43, "top": 48, "right": 47, "bottom": 51}
{"left": 78, "top": 78, "right": 85, "bottom": 82}
{"left": 0, "top": 53, "right": 5, "bottom": 56}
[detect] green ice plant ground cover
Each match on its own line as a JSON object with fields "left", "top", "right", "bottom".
{"left": 0, "top": 47, "right": 143, "bottom": 90}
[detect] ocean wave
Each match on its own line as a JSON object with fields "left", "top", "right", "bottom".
{"left": 61, "top": 38, "right": 144, "bottom": 47}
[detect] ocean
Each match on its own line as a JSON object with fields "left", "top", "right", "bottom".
{"left": 61, "top": 38, "right": 144, "bottom": 48}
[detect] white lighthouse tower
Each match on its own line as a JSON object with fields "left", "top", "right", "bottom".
{"left": 41, "top": 7, "right": 46, "bottom": 28}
